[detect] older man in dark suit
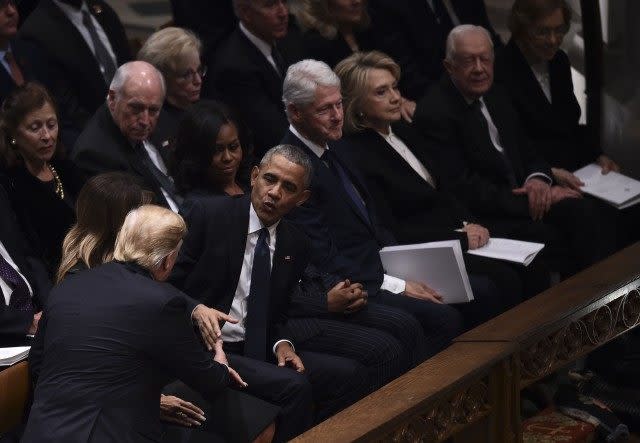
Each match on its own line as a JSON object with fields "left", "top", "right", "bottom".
{"left": 72, "top": 61, "right": 182, "bottom": 212}
{"left": 414, "top": 25, "right": 616, "bottom": 275}
{"left": 171, "top": 145, "right": 368, "bottom": 441}
{"left": 19, "top": 0, "right": 132, "bottom": 142}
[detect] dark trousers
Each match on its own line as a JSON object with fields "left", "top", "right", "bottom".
{"left": 226, "top": 349, "right": 366, "bottom": 442}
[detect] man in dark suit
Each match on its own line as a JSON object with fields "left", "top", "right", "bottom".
{"left": 414, "top": 25, "right": 615, "bottom": 275}
{"left": 207, "top": 0, "right": 303, "bottom": 157}
{"left": 369, "top": 0, "right": 501, "bottom": 100}
{"left": 22, "top": 205, "right": 276, "bottom": 443}
{"left": 18, "top": 0, "right": 132, "bottom": 143}
{"left": 72, "top": 61, "right": 182, "bottom": 212}
{"left": 280, "top": 59, "right": 469, "bottom": 355}
{"left": 0, "top": 183, "right": 50, "bottom": 347}
{"left": 171, "top": 145, "right": 368, "bottom": 441}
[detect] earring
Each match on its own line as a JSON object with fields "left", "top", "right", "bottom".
{"left": 10, "top": 138, "right": 16, "bottom": 145}
{"left": 358, "top": 112, "right": 365, "bottom": 119}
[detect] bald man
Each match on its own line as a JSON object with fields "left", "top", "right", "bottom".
{"left": 72, "top": 61, "right": 182, "bottom": 211}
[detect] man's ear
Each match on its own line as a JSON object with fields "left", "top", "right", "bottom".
{"left": 296, "top": 189, "right": 311, "bottom": 207}
{"left": 443, "top": 59, "right": 454, "bottom": 76}
{"left": 250, "top": 165, "right": 260, "bottom": 187}
{"left": 107, "top": 90, "right": 116, "bottom": 111}
{"left": 287, "top": 103, "right": 301, "bottom": 124}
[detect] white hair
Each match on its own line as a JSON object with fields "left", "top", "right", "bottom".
{"left": 282, "top": 59, "right": 340, "bottom": 119}
{"left": 445, "top": 25, "right": 494, "bottom": 62}
{"left": 109, "top": 61, "right": 166, "bottom": 99}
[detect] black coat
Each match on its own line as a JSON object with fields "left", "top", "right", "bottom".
{"left": 0, "top": 38, "right": 51, "bottom": 104}
{"left": 413, "top": 76, "right": 552, "bottom": 218}
{"left": 19, "top": 0, "right": 132, "bottom": 133}
{"left": 495, "top": 39, "right": 600, "bottom": 171}
{"left": 340, "top": 121, "right": 473, "bottom": 248}
{"left": 281, "top": 130, "right": 396, "bottom": 295}
{"left": 0, "top": 184, "right": 51, "bottom": 347}
{"left": 23, "top": 261, "right": 230, "bottom": 443}
{"left": 296, "top": 26, "right": 378, "bottom": 69}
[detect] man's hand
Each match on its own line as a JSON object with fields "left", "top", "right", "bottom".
{"left": 462, "top": 223, "right": 490, "bottom": 250}
{"left": 596, "top": 155, "right": 621, "bottom": 174}
{"left": 213, "top": 340, "right": 247, "bottom": 388}
{"left": 27, "top": 311, "right": 42, "bottom": 336}
{"left": 192, "top": 304, "right": 238, "bottom": 351}
{"left": 551, "top": 167, "right": 584, "bottom": 190}
{"left": 404, "top": 280, "right": 443, "bottom": 303}
{"left": 550, "top": 185, "right": 582, "bottom": 204}
{"left": 160, "top": 394, "right": 205, "bottom": 427}
{"left": 275, "top": 342, "right": 305, "bottom": 373}
{"left": 327, "top": 279, "right": 367, "bottom": 313}
{"left": 512, "top": 178, "right": 552, "bottom": 221}
{"left": 400, "top": 97, "right": 416, "bottom": 123}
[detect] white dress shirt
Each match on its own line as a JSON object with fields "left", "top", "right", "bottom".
{"left": 142, "top": 140, "right": 179, "bottom": 213}
{"left": 289, "top": 125, "right": 406, "bottom": 294}
{"left": 378, "top": 128, "right": 436, "bottom": 188}
{"left": 52, "top": 0, "right": 117, "bottom": 75}
{"left": 0, "top": 44, "right": 15, "bottom": 78}
{"left": 530, "top": 62, "right": 552, "bottom": 103}
{"left": 239, "top": 22, "right": 280, "bottom": 75}
{"left": 0, "top": 241, "right": 33, "bottom": 306}
{"left": 221, "top": 203, "right": 293, "bottom": 354}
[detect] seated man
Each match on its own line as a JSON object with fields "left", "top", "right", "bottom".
{"left": 72, "top": 61, "right": 182, "bottom": 212}
{"left": 414, "top": 25, "right": 616, "bottom": 275}
{"left": 0, "top": 183, "right": 50, "bottom": 347}
{"left": 23, "top": 205, "right": 278, "bottom": 443}
{"left": 171, "top": 145, "right": 368, "bottom": 441}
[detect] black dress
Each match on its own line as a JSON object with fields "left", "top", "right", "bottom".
{"left": 2, "top": 158, "right": 85, "bottom": 277}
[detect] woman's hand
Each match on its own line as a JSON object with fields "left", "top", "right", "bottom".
{"left": 160, "top": 394, "right": 206, "bottom": 427}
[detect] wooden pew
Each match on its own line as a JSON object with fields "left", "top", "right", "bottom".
{"left": 0, "top": 361, "right": 30, "bottom": 436}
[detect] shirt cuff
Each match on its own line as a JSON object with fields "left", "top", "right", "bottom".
{"left": 272, "top": 339, "right": 295, "bottom": 355}
{"left": 381, "top": 274, "right": 406, "bottom": 294}
{"left": 524, "top": 173, "right": 552, "bottom": 185}
{"left": 190, "top": 303, "right": 202, "bottom": 320}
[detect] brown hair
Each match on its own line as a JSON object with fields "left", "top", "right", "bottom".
{"left": 508, "top": 0, "right": 572, "bottom": 41}
{"left": 334, "top": 51, "right": 401, "bottom": 134}
{"left": 0, "top": 82, "right": 62, "bottom": 169}
{"left": 290, "top": 0, "right": 370, "bottom": 39}
{"left": 56, "top": 172, "right": 155, "bottom": 282}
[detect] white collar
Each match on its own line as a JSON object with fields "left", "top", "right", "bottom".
{"left": 239, "top": 22, "right": 273, "bottom": 61}
{"left": 52, "top": 0, "right": 90, "bottom": 17}
{"left": 249, "top": 201, "right": 280, "bottom": 237}
{"left": 289, "top": 124, "right": 327, "bottom": 158}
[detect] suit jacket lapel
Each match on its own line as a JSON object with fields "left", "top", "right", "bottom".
{"left": 227, "top": 195, "right": 251, "bottom": 307}
{"left": 237, "top": 30, "right": 283, "bottom": 101}
{"left": 392, "top": 121, "right": 440, "bottom": 186}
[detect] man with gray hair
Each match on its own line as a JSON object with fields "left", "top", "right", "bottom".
{"left": 72, "top": 60, "right": 182, "bottom": 212}
{"left": 414, "top": 25, "right": 614, "bottom": 275}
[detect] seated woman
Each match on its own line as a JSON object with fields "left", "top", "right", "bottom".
{"left": 138, "top": 26, "right": 206, "bottom": 149}
{"left": 0, "top": 82, "right": 85, "bottom": 276}
{"left": 335, "top": 51, "right": 551, "bottom": 320}
{"left": 290, "top": 0, "right": 416, "bottom": 120}
{"left": 51, "top": 172, "right": 277, "bottom": 443}
{"left": 25, "top": 204, "right": 277, "bottom": 443}
{"left": 495, "top": 0, "right": 635, "bottom": 247}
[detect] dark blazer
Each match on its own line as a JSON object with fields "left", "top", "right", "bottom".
{"left": 2, "top": 159, "right": 85, "bottom": 276}
{"left": 0, "top": 39, "right": 51, "bottom": 104}
{"left": 149, "top": 101, "right": 185, "bottom": 153}
{"left": 171, "top": 193, "right": 318, "bottom": 355}
{"left": 0, "top": 184, "right": 51, "bottom": 347}
{"left": 413, "top": 76, "right": 552, "bottom": 219}
{"left": 71, "top": 104, "right": 174, "bottom": 208}
{"left": 207, "top": 28, "right": 299, "bottom": 157}
{"left": 495, "top": 40, "right": 599, "bottom": 171}
{"left": 281, "top": 129, "right": 396, "bottom": 295}
{"left": 340, "top": 121, "right": 473, "bottom": 248}
{"left": 19, "top": 0, "right": 132, "bottom": 133}
{"left": 368, "top": 0, "right": 502, "bottom": 100}
{"left": 22, "top": 261, "right": 230, "bottom": 443}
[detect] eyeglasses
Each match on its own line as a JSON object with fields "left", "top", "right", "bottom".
{"left": 175, "top": 65, "right": 207, "bottom": 82}
{"left": 530, "top": 25, "right": 569, "bottom": 39}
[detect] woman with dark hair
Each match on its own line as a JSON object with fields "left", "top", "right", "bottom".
{"left": 0, "top": 82, "right": 85, "bottom": 275}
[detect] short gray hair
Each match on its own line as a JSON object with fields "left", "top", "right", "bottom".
{"left": 260, "top": 144, "right": 314, "bottom": 189}
{"left": 445, "top": 25, "right": 494, "bottom": 62}
{"left": 109, "top": 61, "right": 166, "bottom": 99}
{"left": 137, "top": 27, "right": 202, "bottom": 79}
{"left": 282, "top": 59, "right": 340, "bottom": 119}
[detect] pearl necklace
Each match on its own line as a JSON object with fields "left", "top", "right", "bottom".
{"left": 47, "top": 163, "right": 65, "bottom": 200}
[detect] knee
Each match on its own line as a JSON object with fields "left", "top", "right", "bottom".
{"left": 280, "top": 372, "right": 313, "bottom": 405}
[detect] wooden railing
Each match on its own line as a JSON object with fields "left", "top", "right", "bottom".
{"left": 294, "top": 243, "right": 640, "bottom": 442}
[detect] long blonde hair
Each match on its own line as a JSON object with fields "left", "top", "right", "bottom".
{"left": 56, "top": 172, "right": 154, "bottom": 283}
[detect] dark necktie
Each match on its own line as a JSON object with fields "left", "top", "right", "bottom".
{"left": 271, "top": 44, "right": 286, "bottom": 77}
{"left": 470, "top": 100, "right": 517, "bottom": 187}
{"left": 0, "top": 254, "right": 32, "bottom": 311}
{"left": 244, "top": 228, "right": 271, "bottom": 361}
{"left": 432, "top": 0, "right": 454, "bottom": 33}
{"left": 133, "top": 142, "right": 183, "bottom": 208}
{"left": 82, "top": 10, "right": 116, "bottom": 84}
{"left": 322, "top": 149, "right": 370, "bottom": 224}
{"left": 4, "top": 51, "right": 24, "bottom": 86}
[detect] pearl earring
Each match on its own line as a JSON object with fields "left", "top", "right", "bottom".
{"left": 10, "top": 138, "right": 16, "bottom": 145}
